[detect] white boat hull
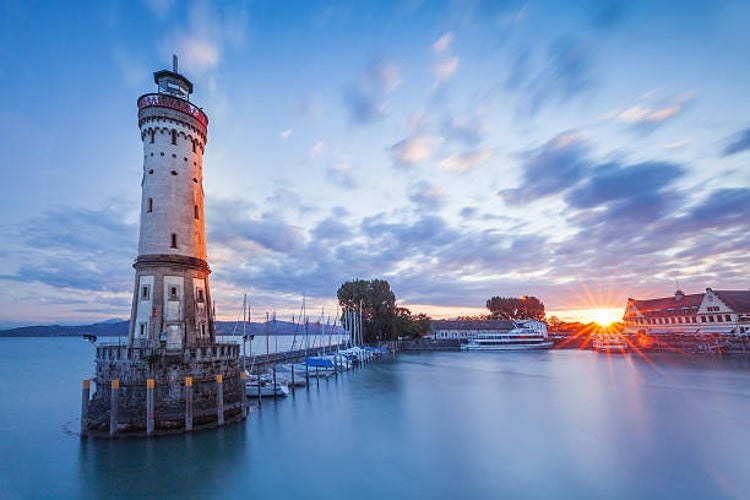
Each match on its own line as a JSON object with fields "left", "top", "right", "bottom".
{"left": 246, "top": 381, "right": 289, "bottom": 398}
{"left": 461, "top": 340, "right": 554, "bottom": 351}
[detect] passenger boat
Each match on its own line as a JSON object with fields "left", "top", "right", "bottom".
{"left": 592, "top": 335, "right": 629, "bottom": 352}
{"left": 461, "top": 320, "right": 553, "bottom": 351}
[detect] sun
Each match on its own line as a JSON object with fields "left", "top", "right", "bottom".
{"left": 589, "top": 308, "right": 623, "bottom": 327}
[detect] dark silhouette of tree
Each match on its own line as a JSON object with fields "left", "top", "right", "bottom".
{"left": 337, "top": 279, "right": 432, "bottom": 341}
{"left": 485, "top": 295, "right": 545, "bottom": 321}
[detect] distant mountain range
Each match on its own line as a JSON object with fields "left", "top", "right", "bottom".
{"left": 0, "top": 319, "right": 346, "bottom": 338}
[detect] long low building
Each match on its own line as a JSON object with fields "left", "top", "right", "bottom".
{"left": 623, "top": 288, "right": 750, "bottom": 336}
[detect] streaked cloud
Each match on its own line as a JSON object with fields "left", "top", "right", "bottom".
{"left": 498, "top": 132, "right": 588, "bottom": 204}
{"left": 388, "top": 134, "right": 443, "bottom": 167}
{"left": 432, "top": 32, "right": 453, "bottom": 54}
{"left": 344, "top": 58, "right": 401, "bottom": 125}
{"left": 439, "top": 149, "right": 492, "bottom": 172}
{"left": 722, "top": 127, "right": 750, "bottom": 156}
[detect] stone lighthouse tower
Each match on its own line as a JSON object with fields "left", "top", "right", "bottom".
{"left": 130, "top": 55, "right": 214, "bottom": 349}
{"left": 83, "top": 58, "right": 246, "bottom": 437}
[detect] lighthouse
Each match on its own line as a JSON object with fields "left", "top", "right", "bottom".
{"left": 130, "top": 55, "right": 214, "bottom": 349}
{"left": 82, "top": 58, "right": 246, "bottom": 437}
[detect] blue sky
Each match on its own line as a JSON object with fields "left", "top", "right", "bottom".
{"left": 1, "top": 0, "right": 749, "bottom": 327}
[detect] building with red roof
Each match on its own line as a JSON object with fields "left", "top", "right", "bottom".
{"left": 623, "top": 288, "right": 750, "bottom": 336}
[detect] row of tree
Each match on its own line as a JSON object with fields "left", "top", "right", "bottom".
{"left": 336, "top": 279, "right": 431, "bottom": 343}
{"left": 336, "top": 278, "right": 547, "bottom": 343}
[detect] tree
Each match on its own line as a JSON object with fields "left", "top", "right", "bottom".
{"left": 393, "top": 307, "right": 432, "bottom": 338}
{"left": 337, "top": 279, "right": 397, "bottom": 342}
{"left": 485, "top": 295, "right": 545, "bottom": 321}
{"left": 336, "top": 279, "right": 432, "bottom": 342}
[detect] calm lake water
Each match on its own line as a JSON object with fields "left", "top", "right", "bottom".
{"left": 2, "top": 338, "right": 750, "bottom": 499}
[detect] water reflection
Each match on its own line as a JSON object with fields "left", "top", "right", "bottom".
{"left": 78, "top": 425, "right": 247, "bottom": 498}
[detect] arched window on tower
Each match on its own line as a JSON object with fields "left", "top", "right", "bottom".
{"left": 171, "top": 233, "right": 177, "bottom": 248}
{"left": 194, "top": 205, "right": 199, "bottom": 219}
{"left": 149, "top": 130, "right": 155, "bottom": 143}
{"left": 192, "top": 140, "right": 196, "bottom": 153}
{"left": 171, "top": 129, "right": 177, "bottom": 145}
{"left": 147, "top": 198, "right": 153, "bottom": 213}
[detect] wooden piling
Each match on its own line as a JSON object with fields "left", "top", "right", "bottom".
{"left": 272, "top": 367, "right": 277, "bottom": 401}
{"left": 216, "top": 374, "right": 224, "bottom": 426}
{"left": 80, "top": 379, "right": 90, "bottom": 438}
{"left": 240, "top": 370, "right": 247, "bottom": 417}
{"left": 185, "top": 376, "right": 193, "bottom": 432}
{"left": 109, "top": 379, "right": 119, "bottom": 438}
{"left": 146, "top": 378, "right": 155, "bottom": 436}
{"left": 291, "top": 365, "right": 295, "bottom": 395}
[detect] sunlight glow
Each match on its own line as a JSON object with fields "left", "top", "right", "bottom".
{"left": 589, "top": 308, "right": 624, "bottom": 327}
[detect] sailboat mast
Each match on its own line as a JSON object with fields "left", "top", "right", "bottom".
{"left": 266, "top": 311, "right": 270, "bottom": 357}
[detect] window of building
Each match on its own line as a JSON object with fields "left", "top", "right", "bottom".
{"left": 147, "top": 198, "right": 153, "bottom": 213}
{"left": 141, "top": 285, "right": 150, "bottom": 300}
{"left": 201, "top": 324, "right": 206, "bottom": 336}
{"left": 140, "top": 323, "right": 146, "bottom": 336}
{"left": 149, "top": 130, "right": 154, "bottom": 143}
{"left": 192, "top": 141, "right": 196, "bottom": 153}
{"left": 171, "top": 129, "right": 177, "bottom": 145}
{"left": 194, "top": 205, "right": 199, "bottom": 219}
{"left": 196, "top": 288, "right": 204, "bottom": 303}
{"left": 169, "top": 286, "right": 178, "bottom": 300}
{"left": 171, "top": 233, "right": 177, "bottom": 248}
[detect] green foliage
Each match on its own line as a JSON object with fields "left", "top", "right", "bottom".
{"left": 485, "top": 295, "right": 545, "bottom": 321}
{"left": 336, "top": 279, "right": 432, "bottom": 342}
{"left": 394, "top": 307, "right": 433, "bottom": 338}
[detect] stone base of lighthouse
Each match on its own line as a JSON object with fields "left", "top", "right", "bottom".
{"left": 83, "top": 344, "right": 246, "bottom": 437}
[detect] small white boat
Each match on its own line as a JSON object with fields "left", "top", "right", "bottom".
{"left": 246, "top": 378, "right": 289, "bottom": 398}
{"left": 592, "top": 335, "right": 628, "bottom": 352}
{"left": 273, "top": 364, "right": 308, "bottom": 387}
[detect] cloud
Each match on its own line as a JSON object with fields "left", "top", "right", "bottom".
{"left": 408, "top": 181, "right": 446, "bottom": 210}
{"left": 388, "top": 134, "right": 443, "bottom": 167}
{"left": 722, "top": 127, "right": 750, "bottom": 156}
{"left": 279, "top": 129, "right": 293, "bottom": 140}
{"left": 435, "top": 56, "right": 460, "bottom": 85}
{"left": 160, "top": 2, "right": 248, "bottom": 73}
{"left": 611, "top": 94, "right": 692, "bottom": 132}
{"left": 326, "top": 162, "right": 358, "bottom": 189}
{"left": 498, "top": 132, "right": 588, "bottom": 204}
{"left": 309, "top": 140, "right": 325, "bottom": 158}
{"left": 438, "top": 149, "right": 492, "bottom": 172}
{"left": 8, "top": 204, "right": 138, "bottom": 293}
{"left": 505, "top": 47, "right": 531, "bottom": 90}
{"left": 524, "top": 36, "right": 594, "bottom": 116}
{"left": 684, "top": 188, "right": 750, "bottom": 228}
{"left": 442, "top": 114, "right": 484, "bottom": 146}
{"left": 143, "top": 0, "right": 176, "bottom": 18}
{"left": 344, "top": 59, "right": 401, "bottom": 125}
{"left": 432, "top": 32, "right": 454, "bottom": 54}
{"left": 566, "top": 161, "right": 684, "bottom": 210}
